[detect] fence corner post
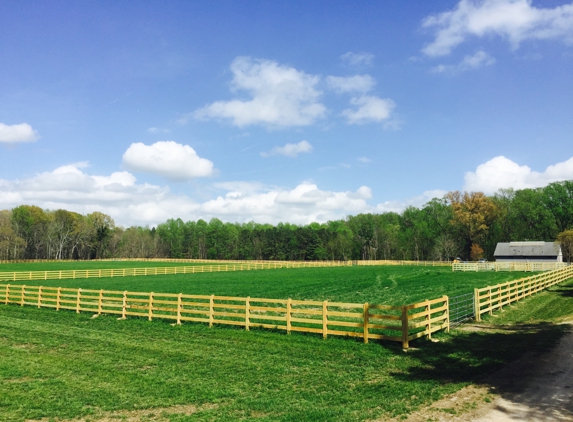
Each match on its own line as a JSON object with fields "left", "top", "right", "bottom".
{"left": 474, "top": 288, "right": 480, "bottom": 322}
{"left": 401, "top": 306, "right": 409, "bottom": 350}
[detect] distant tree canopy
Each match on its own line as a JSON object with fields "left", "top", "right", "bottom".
{"left": 1, "top": 180, "right": 572, "bottom": 261}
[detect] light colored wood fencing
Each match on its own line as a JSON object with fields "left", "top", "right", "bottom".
{"left": 0, "top": 283, "right": 448, "bottom": 349}
{"left": 453, "top": 262, "right": 568, "bottom": 272}
{"left": 0, "top": 261, "right": 349, "bottom": 282}
{"left": 356, "top": 260, "right": 451, "bottom": 267}
{"left": 474, "top": 265, "right": 573, "bottom": 321}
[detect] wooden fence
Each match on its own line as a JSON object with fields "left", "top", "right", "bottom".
{"left": 474, "top": 265, "right": 573, "bottom": 321}
{"left": 453, "top": 262, "right": 568, "bottom": 272}
{"left": 0, "top": 283, "right": 449, "bottom": 349}
{"left": 0, "top": 261, "right": 348, "bottom": 283}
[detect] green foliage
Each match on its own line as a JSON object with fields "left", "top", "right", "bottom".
{"left": 3, "top": 179, "right": 573, "bottom": 262}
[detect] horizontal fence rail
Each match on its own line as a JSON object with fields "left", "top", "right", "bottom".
{"left": 453, "top": 262, "right": 568, "bottom": 272}
{"left": 0, "top": 258, "right": 453, "bottom": 266}
{"left": 474, "top": 266, "right": 573, "bottom": 321}
{"left": 0, "top": 283, "right": 449, "bottom": 349}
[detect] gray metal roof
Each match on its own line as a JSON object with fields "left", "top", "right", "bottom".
{"left": 493, "top": 241, "right": 562, "bottom": 257}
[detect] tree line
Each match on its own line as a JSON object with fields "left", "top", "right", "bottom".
{"left": 1, "top": 180, "right": 572, "bottom": 262}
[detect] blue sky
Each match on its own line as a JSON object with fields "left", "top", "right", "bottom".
{"left": 1, "top": 0, "right": 573, "bottom": 227}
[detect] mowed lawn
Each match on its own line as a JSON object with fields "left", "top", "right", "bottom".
{"left": 0, "top": 264, "right": 533, "bottom": 306}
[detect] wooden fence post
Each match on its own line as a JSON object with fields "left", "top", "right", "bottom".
{"left": 148, "top": 292, "right": 153, "bottom": 321}
{"left": 56, "top": 287, "right": 61, "bottom": 311}
{"left": 37, "top": 286, "right": 42, "bottom": 308}
{"left": 209, "top": 295, "right": 214, "bottom": 328}
{"left": 76, "top": 288, "right": 81, "bottom": 313}
{"left": 121, "top": 291, "right": 127, "bottom": 319}
{"left": 98, "top": 290, "right": 103, "bottom": 315}
{"left": 176, "top": 293, "right": 182, "bottom": 325}
{"left": 20, "top": 285, "right": 25, "bottom": 306}
{"left": 444, "top": 296, "right": 450, "bottom": 333}
{"left": 322, "top": 300, "right": 328, "bottom": 339}
{"left": 474, "top": 288, "right": 480, "bottom": 322}
{"left": 363, "top": 302, "right": 369, "bottom": 344}
{"left": 401, "top": 306, "right": 409, "bottom": 350}
{"left": 245, "top": 297, "right": 250, "bottom": 331}
{"left": 286, "top": 298, "right": 292, "bottom": 334}
{"left": 424, "top": 299, "right": 431, "bottom": 340}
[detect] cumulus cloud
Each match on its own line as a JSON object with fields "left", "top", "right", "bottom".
{"left": 422, "top": 0, "right": 573, "bottom": 57}
{"left": 202, "top": 182, "right": 373, "bottom": 225}
{"left": 260, "top": 140, "right": 313, "bottom": 158}
{"left": 463, "top": 155, "right": 573, "bottom": 194}
{"left": 326, "top": 75, "right": 376, "bottom": 93}
{"left": 340, "top": 52, "right": 374, "bottom": 66}
{"left": 122, "top": 141, "right": 214, "bottom": 181}
{"left": 342, "top": 95, "right": 396, "bottom": 124}
{"left": 432, "top": 50, "right": 496, "bottom": 73}
{"left": 193, "top": 57, "right": 326, "bottom": 127}
{"left": 0, "top": 163, "right": 383, "bottom": 226}
{"left": 0, "top": 123, "right": 39, "bottom": 143}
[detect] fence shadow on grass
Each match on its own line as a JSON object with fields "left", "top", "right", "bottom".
{"left": 388, "top": 322, "right": 573, "bottom": 419}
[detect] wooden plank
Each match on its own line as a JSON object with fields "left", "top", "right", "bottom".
{"left": 249, "top": 314, "right": 287, "bottom": 322}
{"left": 290, "top": 317, "right": 321, "bottom": 324}
{"left": 327, "top": 320, "right": 363, "bottom": 328}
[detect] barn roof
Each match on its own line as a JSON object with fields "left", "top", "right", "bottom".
{"left": 493, "top": 241, "right": 561, "bottom": 257}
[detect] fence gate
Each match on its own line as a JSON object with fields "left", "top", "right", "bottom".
{"left": 449, "top": 292, "right": 475, "bottom": 327}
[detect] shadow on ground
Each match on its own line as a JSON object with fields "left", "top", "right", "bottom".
{"left": 390, "top": 322, "right": 573, "bottom": 420}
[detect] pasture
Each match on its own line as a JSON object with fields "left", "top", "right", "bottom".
{"left": 0, "top": 264, "right": 532, "bottom": 305}
{"left": 1, "top": 263, "right": 570, "bottom": 421}
{"left": 0, "top": 260, "right": 222, "bottom": 272}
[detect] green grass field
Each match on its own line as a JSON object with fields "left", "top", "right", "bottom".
{"left": 0, "top": 260, "right": 225, "bottom": 272}
{"left": 1, "top": 264, "right": 571, "bottom": 421}
{"left": 0, "top": 265, "right": 532, "bottom": 306}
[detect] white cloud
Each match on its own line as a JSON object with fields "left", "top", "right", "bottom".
{"left": 375, "top": 189, "right": 449, "bottom": 213}
{"left": 326, "top": 75, "right": 376, "bottom": 93}
{"left": 147, "top": 127, "right": 170, "bottom": 134}
{"left": 340, "top": 52, "right": 374, "bottom": 66}
{"left": 463, "top": 155, "right": 573, "bottom": 194}
{"left": 358, "top": 157, "right": 372, "bottom": 163}
{"left": 260, "top": 140, "right": 313, "bottom": 158}
{"left": 432, "top": 50, "right": 496, "bottom": 73}
{"left": 122, "top": 141, "right": 214, "bottom": 181}
{"left": 0, "top": 123, "right": 39, "bottom": 143}
{"left": 342, "top": 95, "right": 396, "bottom": 124}
{"left": 422, "top": 0, "right": 573, "bottom": 57}
{"left": 0, "top": 164, "right": 381, "bottom": 226}
{"left": 193, "top": 57, "right": 326, "bottom": 127}
{"left": 202, "top": 182, "right": 373, "bottom": 225}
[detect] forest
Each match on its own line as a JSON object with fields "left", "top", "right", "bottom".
{"left": 1, "top": 180, "right": 572, "bottom": 262}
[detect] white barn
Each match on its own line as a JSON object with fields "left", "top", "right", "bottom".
{"left": 493, "top": 241, "right": 563, "bottom": 263}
